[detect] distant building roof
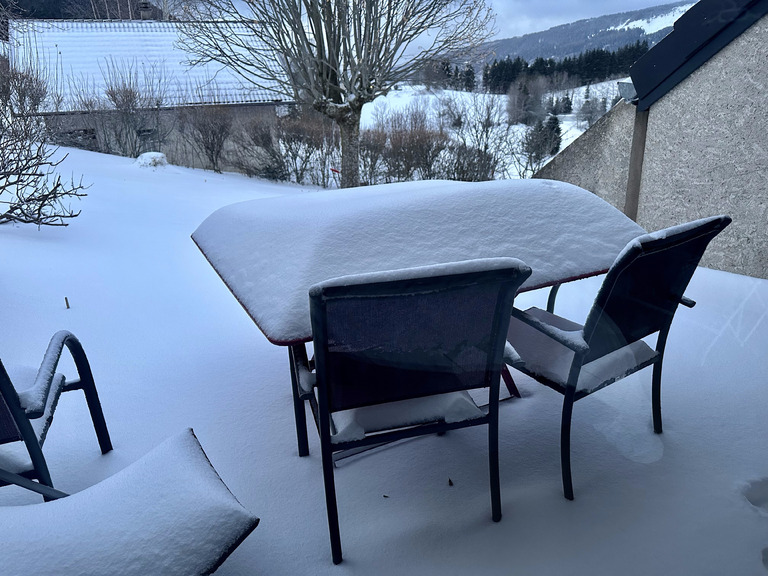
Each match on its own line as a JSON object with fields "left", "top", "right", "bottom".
{"left": 630, "top": 0, "right": 768, "bottom": 110}
{"left": 7, "top": 19, "right": 287, "bottom": 112}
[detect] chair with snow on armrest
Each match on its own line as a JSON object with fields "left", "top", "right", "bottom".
{"left": 504, "top": 215, "right": 731, "bottom": 501}
{"left": 0, "top": 330, "right": 112, "bottom": 499}
{"left": 308, "top": 257, "right": 532, "bottom": 564}
{"left": 3, "top": 428, "right": 259, "bottom": 576}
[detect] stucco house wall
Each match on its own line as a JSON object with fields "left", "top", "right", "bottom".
{"left": 638, "top": 15, "right": 767, "bottom": 275}
{"left": 536, "top": 99, "right": 635, "bottom": 212}
{"left": 536, "top": 11, "right": 767, "bottom": 280}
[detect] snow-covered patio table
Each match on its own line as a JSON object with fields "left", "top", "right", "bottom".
{"left": 192, "top": 179, "right": 645, "bottom": 345}
{"left": 192, "top": 178, "right": 646, "bottom": 454}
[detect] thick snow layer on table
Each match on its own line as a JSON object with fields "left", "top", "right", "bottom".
{"left": 3, "top": 429, "right": 258, "bottom": 576}
{"left": 310, "top": 256, "right": 529, "bottom": 291}
{"left": 193, "top": 179, "right": 645, "bottom": 344}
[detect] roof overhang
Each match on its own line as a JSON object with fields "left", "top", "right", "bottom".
{"left": 630, "top": 0, "right": 768, "bottom": 111}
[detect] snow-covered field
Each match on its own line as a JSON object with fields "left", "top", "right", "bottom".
{"left": 2, "top": 148, "right": 768, "bottom": 575}
{"left": 361, "top": 79, "right": 626, "bottom": 165}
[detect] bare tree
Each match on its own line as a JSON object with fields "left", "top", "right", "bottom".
{"left": 179, "top": 0, "right": 494, "bottom": 188}
{"left": 0, "top": 56, "right": 86, "bottom": 227}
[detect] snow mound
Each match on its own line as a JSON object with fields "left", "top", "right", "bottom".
{"left": 3, "top": 429, "right": 259, "bottom": 576}
{"left": 135, "top": 152, "right": 168, "bottom": 168}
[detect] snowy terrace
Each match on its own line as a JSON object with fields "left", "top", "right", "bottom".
{"left": 2, "top": 147, "right": 768, "bottom": 575}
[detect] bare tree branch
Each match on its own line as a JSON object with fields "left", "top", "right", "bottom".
{"left": 1, "top": 54, "right": 87, "bottom": 227}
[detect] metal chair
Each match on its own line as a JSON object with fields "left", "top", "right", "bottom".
{"left": 0, "top": 330, "right": 112, "bottom": 499}
{"left": 504, "top": 215, "right": 731, "bottom": 500}
{"left": 308, "top": 257, "right": 531, "bottom": 564}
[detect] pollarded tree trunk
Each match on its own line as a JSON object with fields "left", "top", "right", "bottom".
{"left": 337, "top": 109, "right": 361, "bottom": 188}
{"left": 316, "top": 100, "right": 363, "bottom": 189}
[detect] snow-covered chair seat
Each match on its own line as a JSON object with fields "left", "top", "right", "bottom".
{"left": 0, "top": 331, "right": 112, "bottom": 497}
{"left": 307, "top": 258, "right": 532, "bottom": 563}
{"left": 3, "top": 428, "right": 259, "bottom": 576}
{"left": 503, "top": 215, "right": 731, "bottom": 501}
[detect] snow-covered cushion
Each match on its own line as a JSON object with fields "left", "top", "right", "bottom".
{"left": 0, "top": 365, "right": 67, "bottom": 475}
{"left": 3, "top": 429, "right": 259, "bottom": 576}
{"left": 507, "top": 307, "right": 659, "bottom": 394}
{"left": 330, "top": 391, "right": 485, "bottom": 444}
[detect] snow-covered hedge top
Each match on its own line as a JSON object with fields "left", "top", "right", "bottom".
{"left": 192, "top": 179, "right": 646, "bottom": 345}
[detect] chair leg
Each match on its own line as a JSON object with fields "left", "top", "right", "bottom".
{"left": 289, "top": 346, "right": 310, "bottom": 457}
{"left": 489, "top": 416, "right": 502, "bottom": 522}
{"left": 81, "top": 384, "right": 112, "bottom": 455}
{"left": 321, "top": 443, "right": 343, "bottom": 564}
{"left": 652, "top": 358, "right": 663, "bottom": 434}
{"left": 26, "top": 441, "right": 57, "bottom": 501}
{"left": 66, "top": 338, "right": 112, "bottom": 454}
{"left": 546, "top": 283, "right": 561, "bottom": 314}
{"left": 561, "top": 390, "right": 576, "bottom": 501}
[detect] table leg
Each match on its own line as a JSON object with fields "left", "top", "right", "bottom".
{"left": 289, "top": 344, "right": 310, "bottom": 457}
{"left": 547, "top": 284, "right": 561, "bottom": 314}
{"left": 501, "top": 366, "right": 521, "bottom": 398}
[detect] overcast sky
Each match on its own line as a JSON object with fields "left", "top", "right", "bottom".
{"left": 491, "top": 0, "right": 679, "bottom": 38}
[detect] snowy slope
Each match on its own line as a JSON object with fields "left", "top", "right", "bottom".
{"left": 610, "top": 3, "right": 695, "bottom": 34}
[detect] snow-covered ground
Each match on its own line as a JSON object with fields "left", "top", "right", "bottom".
{"left": 2, "top": 148, "right": 768, "bottom": 575}
{"left": 361, "top": 80, "right": 626, "bottom": 165}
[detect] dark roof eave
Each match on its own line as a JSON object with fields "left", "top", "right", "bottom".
{"left": 630, "top": 0, "right": 768, "bottom": 111}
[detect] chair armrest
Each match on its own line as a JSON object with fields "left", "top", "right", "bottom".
{"left": 679, "top": 296, "right": 696, "bottom": 308}
{"left": 16, "top": 331, "right": 74, "bottom": 418}
{"left": 296, "top": 363, "right": 316, "bottom": 397}
{"left": 510, "top": 307, "right": 589, "bottom": 354}
{"left": 503, "top": 342, "right": 523, "bottom": 367}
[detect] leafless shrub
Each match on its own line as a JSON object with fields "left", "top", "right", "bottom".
{"left": 276, "top": 110, "right": 321, "bottom": 185}
{"left": 73, "top": 58, "right": 174, "bottom": 157}
{"left": 230, "top": 106, "right": 339, "bottom": 186}
{"left": 381, "top": 101, "right": 448, "bottom": 182}
{"left": 230, "top": 115, "right": 288, "bottom": 180}
{"left": 177, "top": 104, "right": 233, "bottom": 173}
{"left": 439, "top": 93, "right": 513, "bottom": 181}
{"left": 359, "top": 127, "right": 387, "bottom": 185}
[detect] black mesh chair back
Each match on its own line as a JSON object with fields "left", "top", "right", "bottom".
{"left": 308, "top": 258, "right": 531, "bottom": 564}
{"left": 314, "top": 273, "right": 516, "bottom": 413}
{"left": 582, "top": 215, "right": 732, "bottom": 363}
{"left": 0, "top": 369, "right": 23, "bottom": 446}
